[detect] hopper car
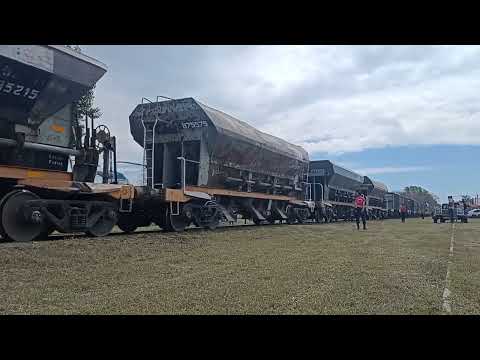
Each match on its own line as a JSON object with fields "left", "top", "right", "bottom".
{"left": 307, "top": 161, "right": 389, "bottom": 222}
{"left": 361, "top": 177, "right": 388, "bottom": 219}
{"left": 307, "top": 160, "right": 364, "bottom": 222}
{"left": 0, "top": 45, "right": 134, "bottom": 242}
{"left": 118, "top": 97, "right": 316, "bottom": 232}
{"left": 385, "top": 192, "right": 421, "bottom": 218}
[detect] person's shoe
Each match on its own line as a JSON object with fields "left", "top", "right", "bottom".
{"left": 363, "top": 226, "right": 367, "bottom": 230}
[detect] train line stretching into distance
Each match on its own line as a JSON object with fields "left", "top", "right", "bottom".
{"left": 0, "top": 45, "right": 423, "bottom": 243}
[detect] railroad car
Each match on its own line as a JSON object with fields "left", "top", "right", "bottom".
{"left": 120, "top": 97, "right": 313, "bottom": 232}
{"left": 362, "top": 177, "right": 388, "bottom": 219}
{"left": 307, "top": 160, "right": 364, "bottom": 221}
{"left": 385, "top": 192, "right": 421, "bottom": 218}
{"left": 0, "top": 45, "right": 134, "bottom": 242}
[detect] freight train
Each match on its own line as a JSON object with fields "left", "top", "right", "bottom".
{"left": 115, "top": 97, "right": 394, "bottom": 232}
{"left": 0, "top": 45, "right": 422, "bottom": 242}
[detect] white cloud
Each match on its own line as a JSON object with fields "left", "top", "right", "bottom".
{"left": 82, "top": 45, "right": 480, "bottom": 162}
{"left": 354, "top": 166, "right": 432, "bottom": 175}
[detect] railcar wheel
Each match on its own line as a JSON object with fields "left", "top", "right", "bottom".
{"left": 205, "top": 217, "right": 219, "bottom": 230}
{"left": 167, "top": 214, "right": 188, "bottom": 232}
{"left": 0, "top": 190, "right": 45, "bottom": 242}
{"left": 161, "top": 205, "right": 188, "bottom": 232}
{"left": 296, "top": 209, "right": 307, "bottom": 224}
{"left": 0, "top": 191, "right": 19, "bottom": 242}
{"left": 117, "top": 216, "right": 138, "bottom": 233}
{"left": 286, "top": 205, "right": 296, "bottom": 225}
{"left": 253, "top": 217, "right": 263, "bottom": 225}
{"left": 117, "top": 222, "right": 138, "bottom": 233}
{"left": 86, "top": 210, "right": 117, "bottom": 237}
{"left": 0, "top": 192, "right": 14, "bottom": 242}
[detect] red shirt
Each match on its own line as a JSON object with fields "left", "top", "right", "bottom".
{"left": 355, "top": 195, "right": 365, "bottom": 208}
{"left": 400, "top": 206, "right": 406, "bottom": 213}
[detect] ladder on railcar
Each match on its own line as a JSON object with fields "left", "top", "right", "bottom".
{"left": 141, "top": 97, "right": 157, "bottom": 188}
{"left": 141, "top": 96, "right": 173, "bottom": 189}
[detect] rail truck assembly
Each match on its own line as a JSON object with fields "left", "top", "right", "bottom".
{"left": 0, "top": 45, "right": 134, "bottom": 242}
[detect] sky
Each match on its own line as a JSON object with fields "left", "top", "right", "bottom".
{"left": 81, "top": 45, "right": 480, "bottom": 202}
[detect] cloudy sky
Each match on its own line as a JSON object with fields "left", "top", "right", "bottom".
{"left": 82, "top": 45, "right": 480, "bottom": 202}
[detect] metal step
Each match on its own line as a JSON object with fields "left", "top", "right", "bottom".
{"left": 217, "top": 204, "right": 235, "bottom": 222}
{"left": 273, "top": 206, "right": 288, "bottom": 220}
{"left": 243, "top": 202, "right": 266, "bottom": 221}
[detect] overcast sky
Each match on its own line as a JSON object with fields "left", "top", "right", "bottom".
{"left": 82, "top": 45, "right": 480, "bottom": 202}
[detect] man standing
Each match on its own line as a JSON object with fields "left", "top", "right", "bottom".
{"left": 448, "top": 196, "right": 455, "bottom": 223}
{"left": 354, "top": 192, "right": 367, "bottom": 230}
{"left": 400, "top": 204, "right": 407, "bottom": 223}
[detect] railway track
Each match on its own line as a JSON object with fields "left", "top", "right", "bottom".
{"left": 0, "top": 217, "right": 382, "bottom": 246}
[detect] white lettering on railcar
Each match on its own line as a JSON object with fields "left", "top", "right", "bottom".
{"left": 0, "top": 79, "right": 39, "bottom": 100}
{"left": 181, "top": 121, "right": 208, "bottom": 129}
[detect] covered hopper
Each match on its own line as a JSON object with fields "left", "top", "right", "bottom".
{"left": 130, "top": 98, "right": 309, "bottom": 195}
{"left": 0, "top": 45, "right": 107, "bottom": 127}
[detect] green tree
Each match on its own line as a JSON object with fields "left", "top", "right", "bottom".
{"left": 76, "top": 84, "right": 102, "bottom": 121}
{"left": 66, "top": 45, "right": 102, "bottom": 122}
{"left": 402, "top": 185, "right": 440, "bottom": 209}
{"left": 404, "top": 186, "right": 428, "bottom": 194}
{"left": 462, "top": 195, "right": 473, "bottom": 206}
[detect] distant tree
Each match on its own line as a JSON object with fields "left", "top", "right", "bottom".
{"left": 462, "top": 195, "right": 473, "bottom": 206}
{"left": 402, "top": 185, "right": 440, "bottom": 209}
{"left": 404, "top": 186, "right": 428, "bottom": 194}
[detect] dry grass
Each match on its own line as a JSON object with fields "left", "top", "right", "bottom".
{"left": 1, "top": 218, "right": 479, "bottom": 314}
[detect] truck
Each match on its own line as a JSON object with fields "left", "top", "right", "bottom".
{"left": 432, "top": 201, "right": 468, "bottom": 223}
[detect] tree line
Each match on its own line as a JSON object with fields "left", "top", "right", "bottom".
{"left": 402, "top": 186, "right": 439, "bottom": 209}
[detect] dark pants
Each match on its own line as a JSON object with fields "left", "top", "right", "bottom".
{"left": 449, "top": 209, "right": 454, "bottom": 222}
{"left": 401, "top": 212, "right": 406, "bottom": 222}
{"left": 355, "top": 207, "right": 366, "bottom": 229}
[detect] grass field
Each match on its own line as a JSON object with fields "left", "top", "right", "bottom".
{"left": 1, "top": 218, "right": 479, "bottom": 314}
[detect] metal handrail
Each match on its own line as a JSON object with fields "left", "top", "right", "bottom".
{"left": 117, "top": 161, "right": 146, "bottom": 167}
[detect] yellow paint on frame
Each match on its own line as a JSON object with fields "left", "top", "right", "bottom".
{"left": 51, "top": 124, "right": 65, "bottom": 133}
{"left": 26, "top": 170, "right": 44, "bottom": 178}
